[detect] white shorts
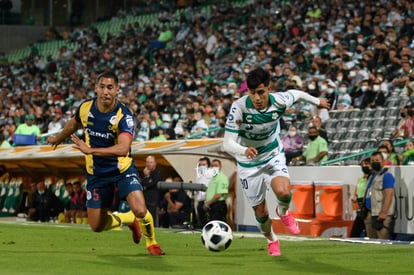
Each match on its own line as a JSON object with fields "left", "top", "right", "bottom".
{"left": 238, "top": 154, "right": 290, "bottom": 207}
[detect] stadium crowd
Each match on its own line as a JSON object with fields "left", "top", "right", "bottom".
{"left": 0, "top": 0, "right": 414, "bottom": 149}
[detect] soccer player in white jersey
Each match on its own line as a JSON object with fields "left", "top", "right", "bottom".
{"left": 223, "top": 67, "right": 330, "bottom": 256}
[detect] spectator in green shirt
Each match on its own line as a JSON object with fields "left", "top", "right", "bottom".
{"left": 203, "top": 159, "right": 229, "bottom": 222}
{"left": 14, "top": 114, "right": 41, "bottom": 141}
{"left": 292, "top": 126, "right": 328, "bottom": 165}
{"left": 157, "top": 26, "right": 174, "bottom": 48}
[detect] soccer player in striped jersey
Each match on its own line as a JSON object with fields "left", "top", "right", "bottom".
{"left": 47, "top": 71, "right": 164, "bottom": 256}
{"left": 223, "top": 67, "right": 330, "bottom": 256}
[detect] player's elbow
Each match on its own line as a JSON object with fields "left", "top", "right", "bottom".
{"left": 116, "top": 145, "right": 131, "bottom": 156}
{"left": 119, "top": 149, "right": 130, "bottom": 156}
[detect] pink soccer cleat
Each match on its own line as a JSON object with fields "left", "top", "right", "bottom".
{"left": 268, "top": 240, "right": 281, "bottom": 256}
{"left": 276, "top": 208, "right": 300, "bottom": 235}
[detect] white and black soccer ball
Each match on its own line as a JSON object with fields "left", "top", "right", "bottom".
{"left": 201, "top": 220, "right": 233, "bottom": 252}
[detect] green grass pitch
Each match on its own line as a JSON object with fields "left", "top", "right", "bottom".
{"left": 0, "top": 220, "right": 413, "bottom": 275}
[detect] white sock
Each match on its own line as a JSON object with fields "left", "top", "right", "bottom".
{"left": 267, "top": 231, "right": 279, "bottom": 243}
{"left": 277, "top": 205, "right": 288, "bottom": 216}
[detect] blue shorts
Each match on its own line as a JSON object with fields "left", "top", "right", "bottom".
{"left": 86, "top": 165, "right": 143, "bottom": 209}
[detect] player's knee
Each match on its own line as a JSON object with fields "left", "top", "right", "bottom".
{"left": 133, "top": 208, "right": 147, "bottom": 219}
{"left": 277, "top": 190, "right": 290, "bottom": 199}
{"left": 253, "top": 207, "right": 268, "bottom": 219}
{"left": 89, "top": 223, "right": 104, "bottom": 232}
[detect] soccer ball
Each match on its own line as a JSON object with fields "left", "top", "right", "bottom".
{"left": 201, "top": 220, "right": 233, "bottom": 252}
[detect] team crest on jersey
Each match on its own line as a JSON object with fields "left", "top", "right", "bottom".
{"left": 109, "top": 116, "right": 117, "bottom": 125}
{"left": 272, "top": 112, "right": 278, "bottom": 120}
{"left": 88, "top": 112, "right": 94, "bottom": 118}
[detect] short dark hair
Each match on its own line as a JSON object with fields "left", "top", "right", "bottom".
{"left": 371, "top": 151, "right": 384, "bottom": 159}
{"left": 361, "top": 158, "right": 370, "bottom": 165}
{"left": 246, "top": 67, "right": 270, "bottom": 90}
{"left": 96, "top": 71, "right": 118, "bottom": 85}
{"left": 198, "top": 156, "right": 211, "bottom": 167}
{"left": 212, "top": 159, "right": 222, "bottom": 166}
{"left": 377, "top": 144, "right": 390, "bottom": 153}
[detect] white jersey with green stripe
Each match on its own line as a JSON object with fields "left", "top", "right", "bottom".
{"left": 225, "top": 91, "right": 295, "bottom": 168}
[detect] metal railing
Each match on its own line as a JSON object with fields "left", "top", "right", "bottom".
{"left": 321, "top": 138, "right": 414, "bottom": 166}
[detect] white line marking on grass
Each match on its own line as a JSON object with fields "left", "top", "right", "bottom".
{"left": 330, "top": 237, "right": 414, "bottom": 245}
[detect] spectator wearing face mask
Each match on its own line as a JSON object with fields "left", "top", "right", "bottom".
{"left": 336, "top": 82, "right": 352, "bottom": 110}
{"left": 309, "top": 116, "right": 329, "bottom": 143}
{"left": 366, "top": 78, "right": 386, "bottom": 108}
{"left": 379, "top": 139, "right": 401, "bottom": 165}
{"left": 195, "top": 157, "right": 212, "bottom": 228}
{"left": 203, "top": 159, "right": 229, "bottom": 223}
{"left": 320, "top": 80, "right": 337, "bottom": 109}
{"left": 291, "top": 126, "right": 328, "bottom": 165}
{"left": 282, "top": 125, "right": 305, "bottom": 164}
{"left": 135, "top": 118, "right": 150, "bottom": 141}
{"left": 350, "top": 79, "right": 372, "bottom": 109}
{"left": 377, "top": 145, "right": 394, "bottom": 166}
{"left": 148, "top": 119, "right": 159, "bottom": 139}
{"left": 363, "top": 151, "right": 395, "bottom": 240}
{"left": 159, "top": 113, "right": 176, "bottom": 140}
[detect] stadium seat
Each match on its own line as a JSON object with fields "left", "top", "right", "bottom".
{"left": 385, "top": 108, "right": 400, "bottom": 118}
{"left": 0, "top": 180, "right": 9, "bottom": 210}
{"left": 2, "top": 177, "right": 23, "bottom": 214}
{"left": 13, "top": 134, "right": 37, "bottom": 146}
{"left": 349, "top": 109, "right": 361, "bottom": 119}
{"left": 337, "top": 111, "right": 352, "bottom": 120}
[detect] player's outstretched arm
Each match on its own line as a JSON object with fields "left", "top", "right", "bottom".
{"left": 71, "top": 132, "right": 132, "bottom": 157}
{"left": 46, "top": 118, "right": 81, "bottom": 149}
{"left": 223, "top": 131, "right": 257, "bottom": 159}
{"left": 288, "top": 89, "right": 330, "bottom": 109}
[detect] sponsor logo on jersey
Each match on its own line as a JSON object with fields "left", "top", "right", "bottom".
{"left": 245, "top": 115, "right": 253, "bottom": 123}
{"left": 85, "top": 128, "right": 114, "bottom": 139}
{"left": 245, "top": 132, "right": 271, "bottom": 140}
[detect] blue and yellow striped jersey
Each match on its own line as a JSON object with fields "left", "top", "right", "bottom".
{"left": 75, "top": 98, "right": 135, "bottom": 176}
